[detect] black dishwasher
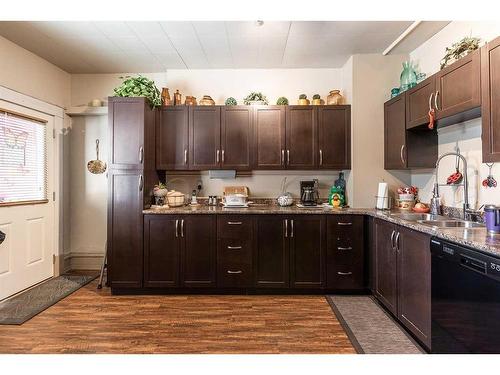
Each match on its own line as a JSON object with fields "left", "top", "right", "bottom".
{"left": 431, "top": 237, "right": 500, "bottom": 353}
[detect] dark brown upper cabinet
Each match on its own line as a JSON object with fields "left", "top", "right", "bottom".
{"left": 156, "top": 106, "right": 189, "bottom": 170}
{"left": 221, "top": 106, "right": 253, "bottom": 170}
{"left": 189, "top": 106, "right": 221, "bottom": 170}
{"left": 406, "top": 76, "right": 436, "bottom": 129}
{"left": 435, "top": 48, "right": 481, "bottom": 123}
{"left": 318, "top": 105, "right": 351, "bottom": 169}
{"left": 253, "top": 106, "right": 286, "bottom": 169}
{"left": 482, "top": 37, "right": 500, "bottom": 162}
{"left": 285, "top": 106, "right": 317, "bottom": 169}
{"left": 384, "top": 94, "right": 407, "bottom": 169}
{"left": 108, "top": 97, "right": 155, "bottom": 170}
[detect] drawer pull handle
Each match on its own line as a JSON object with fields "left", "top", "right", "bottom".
{"left": 337, "top": 271, "right": 353, "bottom": 276}
{"left": 338, "top": 222, "right": 352, "bottom": 226}
{"left": 337, "top": 246, "right": 352, "bottom": 251}
{"left": 227, "top": 270, "right": 243, "bottom": 274}
{"left": 227, "top": 221, "right": 242, "bottom": 225}
{"left": 227, "top": 246, "right": 242, "bottom": 250}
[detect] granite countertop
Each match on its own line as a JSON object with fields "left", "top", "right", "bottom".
{"left": 143, "top": 204, "right": 500, "bottom": 258}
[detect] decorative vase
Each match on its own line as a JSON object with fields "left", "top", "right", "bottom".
{"left": 399, "top": 61, "right": 418, "bottom": 92}
{"left": 173, "top": 89, "right": 182, "bottom": 105}
{"left": 326, "top": 90, "right": 343, "bottom": 105}
{"left": 312, "top": 98, "right": 322, "bottom": 105}
{"left": 184, "top": 96, "right": 197, "bottom": 105}
{"left": 161, "top": 88, "right": 172, "bottom": 106}
{"left": 199, "top": 95, "right": 215, "bottom": 105}
{"left": 298, "top": 98, "right": 310, "bottom": 105}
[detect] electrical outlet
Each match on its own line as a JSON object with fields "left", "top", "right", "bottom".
{"left": 197, "top": 180, "right": 203, "bottom": 191}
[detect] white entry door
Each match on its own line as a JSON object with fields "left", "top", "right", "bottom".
{"left": 0, "top": 101, "right": 55, "bottom": 301}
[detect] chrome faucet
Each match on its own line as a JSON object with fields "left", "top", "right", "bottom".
{"left": 432, "top": 152, "right": 470, "bottom": 220}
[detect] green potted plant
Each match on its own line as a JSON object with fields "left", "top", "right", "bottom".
{"left": 276, "top": 97, "right": 289, "bottom": 105}
{"left": 243, "top": 92, "right": 268, "bottom": 105}
{"left": 440, "top": 36, "right": 481, "bottom": 69}
{"left": 225, "top": 97, "right": 238, "bottom": 106}
{"left": 298, "top": 94, "right": 310, "bottom": 105}
{"left": 312, "top": 94, "right": 321, "bottom": 105}
{"left": 113, "top": 75, "right": 162, "bottom": 108}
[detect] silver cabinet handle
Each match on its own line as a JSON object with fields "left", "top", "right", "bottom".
{"left": 138, "top": 175, "right": 143, "bottom": 191}
{"left": 184, "top": 149, "right": 187, "bottom": 164}
{"left": 337, "top": 246, "right": 352, "bottom": 251}
{"left": 290, "top": 219, "right": 294, "bottom": 238}
{"left": 227, "top": 221, "right": 242, "bottom": 225}
{"left": 319, "top": 149, "right": 323, "bottom": 166}
{"left": 395, "top": 231, "right": 401, "bottom": 252}
{"left": 284, "top": 219, "right": 288, "bottom": 237}
{"left": 139, "top": 146, "right": 144, "bottom": 163}
{"left": 337, "top": 271, "right": 353, "bottom": 276}
{"left": 227, "top": 246, "right": 242, "bottom": 250}
{"left": 175, "top": 219, "right": 179, "bottom": 238}
{"left": 434, "top": 90, "right": 440, "bottom": 110}
{"left": 181, "top": 219, "right": 184, "bottom": 238}
{"left": 428, "top": 92, "right": 434, "bottom": 110}
{"left": 287, "top": 150, "right": 290, "bottom": 165}
{"left": 216, "top": 149, "right": 220, "bottom": 163}
{"left": 400, "top": 144, "right": 406, "bottom": 166}
{"left": 222, "top": 150, "right": 225, "bottom": 163}
{"left": 227, "top": 270, "right": 243, "bottom": 274}
{"left": 281, "top": 150, "right": 285, "bottom": 165}
{"left": 390, "top": 230, "right": 396, "bottom": 250}
{"left": 338, "top": 222, "right": 352, "bottom": 226}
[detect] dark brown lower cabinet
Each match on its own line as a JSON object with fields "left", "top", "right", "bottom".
{"left": 397, "top": 226, "right": 431, "bottom": 349}
{"left": 373, "top": 219, "right": 431, "bottom": 349}
{"left": 143, "top": 215, "right": 216, "bottom": 288}
{"left": 327, "top": 215, "right": 364, "bottom": 290}
{"left": 289, "top": 215, "right": 325, "bottom": 288}
{"left": 254, "top": 216, "right": 289, "bottom": 288}
{"left": 374, "top": 219, "right": 398, "bottom": 315}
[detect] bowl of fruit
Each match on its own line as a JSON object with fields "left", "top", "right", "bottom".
{"left": 412, "top": 202, "right": 430, "bottom": 213}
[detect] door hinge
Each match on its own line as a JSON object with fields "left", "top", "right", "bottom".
{"left": 52, "top": 128, "right": 56, "bottom": 139}
{"left": 53, "top": 254, "right": 56, "bottom": 264}
{"left": 52, "top": 192, "right": 56, "bottom": 201}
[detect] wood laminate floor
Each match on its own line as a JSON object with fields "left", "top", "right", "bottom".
{"left": 0, "top": 278, "right": 355, "bottom": 354}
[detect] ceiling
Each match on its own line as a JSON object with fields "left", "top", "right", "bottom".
{"left": 0, "top": 21, "right": 450, "bottom": 73}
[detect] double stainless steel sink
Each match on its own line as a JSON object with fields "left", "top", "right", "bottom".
{"left": 389, "top": 212, "right": 484, "bottom": 230}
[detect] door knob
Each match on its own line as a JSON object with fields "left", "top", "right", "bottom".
{"left": 0, "top": 230, "right": 5, "bottom": 245}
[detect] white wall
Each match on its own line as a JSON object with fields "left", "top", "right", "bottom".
{"left": 410, "top": 21, "right": 500, "bottom": 208}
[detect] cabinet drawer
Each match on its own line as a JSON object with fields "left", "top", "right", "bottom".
{"left": 329, "top": 215, "right": 363, "bottom": 239}
{"left": 218, "top": 238, "right": 252, "bottom": 264}
{"left": 327, "top": 264, "right": 364, "bottom": 290}
{"left": 217, "top": 216, "right": 253, "bottom": 239}
{"left": 217, "top": 262, "right": 252, "bottom": 288}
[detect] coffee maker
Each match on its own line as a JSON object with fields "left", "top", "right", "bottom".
{"left": 300, "top": 179, "right": 319, "bottom": 206}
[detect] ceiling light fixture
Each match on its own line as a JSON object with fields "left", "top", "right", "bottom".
{"left": 255, "top": 20, "right": 264, "bottom": 27}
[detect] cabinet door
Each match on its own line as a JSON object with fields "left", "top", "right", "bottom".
{"left": 285, "top": 106, "right": 317, "bottom": 169}
{"left": 326, "top": 215, "right": 364, "bottom": 290}
{"left": 254, "top": 216, "right": 289, "bottom": 288}
{"left": 289, "top": 215, "right": 325, "bottom": 288}
{"left": 144, "top": 215, "right": 180, "bottom": 288}
{"left": 156, "top": 106, "right": 189, "bottom": 170}
{"left": 189, "top": 106, "right": 221, "bottom": 170}
{"left": 108, "top": 169, "right": 143, "bottom": 288}
{"left": 384, "top": 94, "right": 407, "bottom": 169}
{"left": 482, "top": 37, "right": 500, "bottom": 162}
{"left": 397, "top": 227, "right": 431, "bottom": 349}
{"left": 221, "top": 106, "right": 252, "bottom": 170}
{"left": 374, "top": 219, "right": 397, "bottom": 315}
{"left": 318, "top": 106, "right": 351, "bottom": 169}
{"left": 435, "top": 48, "right": 481, "bottom": 120}
{"left": 180, "top": 215, "right": 216, "bottom": 287}
{"left": 405, "top": 76, "right": 436, "bottom": 129}
{"left": 108, "top": 97, "right": 146, "bottom": 169}
{"left": 254, "top": 106, "right": 286, "bottom": 169}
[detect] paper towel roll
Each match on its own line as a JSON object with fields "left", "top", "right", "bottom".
{"left": 376, "top": 182, "right": 389, "bottom": 209}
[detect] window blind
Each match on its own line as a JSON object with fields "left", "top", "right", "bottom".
{"left": 0, "top": 110, "right": 47, "bottom": 205}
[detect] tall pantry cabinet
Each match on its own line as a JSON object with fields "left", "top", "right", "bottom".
{"left": 107, "top": 97, "right": 157, "bottom": 289}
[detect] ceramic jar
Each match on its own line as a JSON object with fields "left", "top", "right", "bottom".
{"left": 199, "top": 95, "right": 215, "bottom": 105}
{"left": 327, "top": 90, "right": 343, "bottom": 105}
{"left": 298, "top": 98, "right": 310, "bottom": 105}
{"left": 185, "top": 96, "right": 197, "bottom": 106}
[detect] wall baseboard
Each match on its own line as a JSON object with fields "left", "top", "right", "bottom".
{"left": 64, "top": 251, "right": 104, "bottom": 271}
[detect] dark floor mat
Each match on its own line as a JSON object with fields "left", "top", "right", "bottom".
{"left": 327, "top": 295, "right": 424, "bottom": 354}
{"left": 0, "top": 274, "right": 97, "bottom": 325}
